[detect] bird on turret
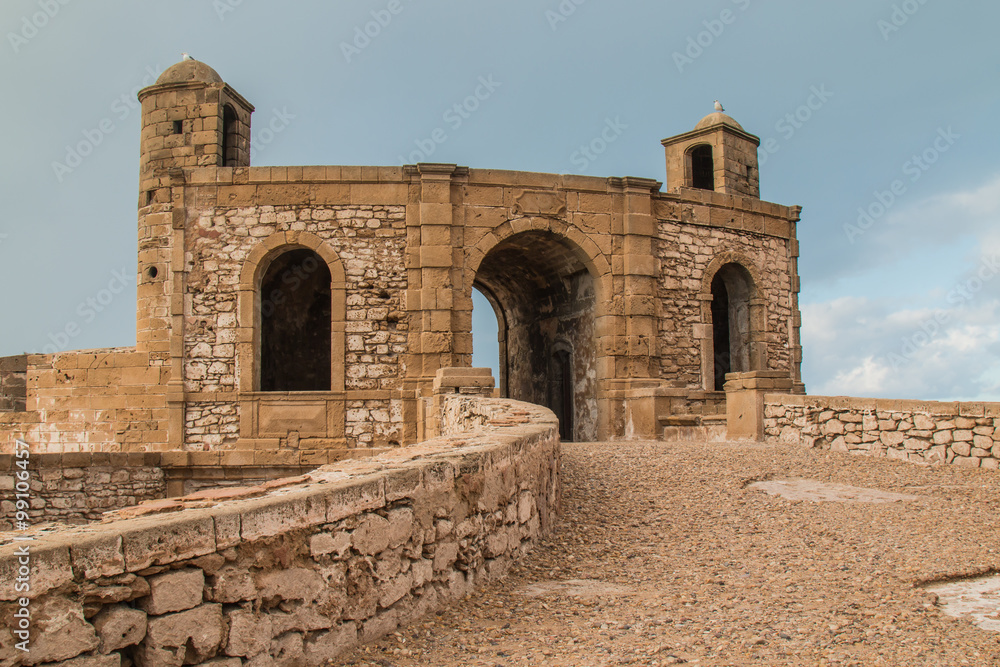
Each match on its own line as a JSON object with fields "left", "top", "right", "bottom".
{"left": 181, "top": 52, "right": 194, "bottom": 61}
{"left": 714, "top": 100, "right": 725, "bottom": 112}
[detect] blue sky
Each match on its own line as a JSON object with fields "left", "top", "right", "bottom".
{"left": 1, "top": 0, "right": 998, "bottom": 400}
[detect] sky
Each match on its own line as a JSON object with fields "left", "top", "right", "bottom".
{"left": 1, "top": 0, "right": 998, "bottom": 401}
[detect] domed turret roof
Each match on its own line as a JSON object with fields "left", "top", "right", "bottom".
{"left": 694, "top": 112, "right": 745, "bottom": 132}
{"left": 155, "top": 59, "right": 224, "bottom": 85}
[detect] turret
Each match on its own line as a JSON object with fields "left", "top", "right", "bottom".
{"left": 661, "top": 109, "right": 760, "bottom": 198}
{"left": 137, "top": 58, "right": 253, "bottom": 183}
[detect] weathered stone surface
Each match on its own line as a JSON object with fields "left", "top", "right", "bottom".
{"left": 225, "top": 609, "right": 272, "bottom": 657}
{"left": 302, "top": 622, "right": 358, "bottom": 664}
{"left": 45, "top": 654, "right": 122, "bottom": 667}
{"left": 138, "top": 603, "right": 224, "bottom": 667}
{"left": 352, "top": 513, "right": 391, "bottom": 555}
{"left": 310, "top": 530, "right": 351, "bottom": 559}
{"left": 138, "top": 568, "right": 204, "bottom": 615}
{"left": 258, "top": 567, "right": 325, "bottom": 605}
{"left": 21, "top": 598, "right": 99, "bottom": 665}
{"left": 92, "top": 604, "right": 147, "bottom": 654}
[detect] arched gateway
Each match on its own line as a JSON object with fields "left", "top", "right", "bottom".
{"left": 0, "top": 58, "right": 807, "bottom": 456}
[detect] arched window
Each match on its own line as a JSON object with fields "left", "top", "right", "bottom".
{"left": 710, "top": 263, "right": 753, "bottom": 390}
{"left": 221, "top": 104, "right": 240, "bottom": 167}
{"left": 259, "top": 248, "right": 331, "bottom": 391}
{"left": 689, "top": 144, "right": 715, "bottom": 191}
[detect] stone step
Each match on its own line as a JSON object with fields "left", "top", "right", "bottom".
{"left": 661, "top": 424, "right": 728, "bottom": 443}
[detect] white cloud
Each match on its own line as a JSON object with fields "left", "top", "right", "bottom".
{"left": 802, "top": 175, "right": 1000, "bottom": 401}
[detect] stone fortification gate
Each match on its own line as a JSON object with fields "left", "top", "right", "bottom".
{"left": 0, "top": 59, "right": 804, "bottom": 457}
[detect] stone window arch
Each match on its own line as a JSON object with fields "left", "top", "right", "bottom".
{"left": 237, "top": 232, "right": 346, "bottom": 394}
{"left": 700, "top": 255, "right": 766, "bottom": 391}
{"left": 221, "top": 104, "right": 240, "bottom": 167}
{"left": 259, "top": 248, "right": 331, "bottom": 391}
{"left": 687, "top": 144, "right": 715, "bottom": 191}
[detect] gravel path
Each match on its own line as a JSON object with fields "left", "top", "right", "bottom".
{"left": 336, "top": 440, "right": 1000, "bottom": 666}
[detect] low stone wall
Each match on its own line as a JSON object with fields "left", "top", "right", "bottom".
{"left": 0, "top": 396, "right": 559, "bottom": 666}
{"left": 0, "top": 454, "right": 166, "bottom": 530}
{"left": 764, "top": 394, "right": 1000, "bottom": 468}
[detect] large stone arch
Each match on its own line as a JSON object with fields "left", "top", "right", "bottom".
{"left": 467, "top": 221, "right": 607, "bottom": 441}
{"left": 699, "top": 251, "right": 767, "bottom": 391}
{"left": 237, "top": 232, "right": 347, "bottom": 393}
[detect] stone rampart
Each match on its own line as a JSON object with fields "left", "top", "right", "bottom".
{"left": 0, "top": 396, "right": 559, "bottom": 666}
{"left": 0, "top": 454, "right": 166, "bottom": 530}
{"left": 764, "top": 394, "right": 1000, "bottom": 468}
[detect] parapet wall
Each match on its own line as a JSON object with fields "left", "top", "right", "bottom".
{"left": 0, "top": 396, "right": 559, "bottom": 666}
{"left": 0, "top": 454, "right": 166, "bottom": 529}
{"left": 764, "top": 394, "right": 1000, "bottom": 468}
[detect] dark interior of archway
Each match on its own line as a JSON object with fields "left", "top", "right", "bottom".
{"left": 711, "top": 264, "right": 753, "bottom": 391}
{"left": 260, "top": 249, "right": 331, "bottom": 391}
{"left": 711, "top": 273, "right": 731, "bottom": 391}
{"left": 474, "top": 231, "right": 596, "bottom": 441}
{"left": 691, "top": 144, "right": 715, "bottom": 191}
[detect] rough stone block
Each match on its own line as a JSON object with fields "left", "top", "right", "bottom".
{"left": 310, "top": 531, "right": 351, "bottom": 559}
{"left": 139, "top": 568, "right": 205, "bottom": 615}
{"left": 71, "top": 534, "right": 125, "bottom": 580}
{"left": 92, "top": 604, "right": 147, "bottom": 654}
{"left": 138, "top": 603, "right": 224, "bottom": 667}
{"left": 302, "top": 622, "right": 358, "bottom": 664}
{"left": 257, "top": 567, "right": 324, "bottom": 604}
{"left": 239, "top": 491, "right": 326, "bottom": 541}
{"left": 352, "top": 513, "right": 391, "bottom": 555}
{"left": 225, "top": 609, "right": 272, "bottom": 657}
{"left": 121, "top": 514, "right": 216, "bottom": 572}
{"left": 20, "top": 597, "right": 99, "bottom": 665}
{"left": 208, "top": 565, "right": 256, "bottom": 603}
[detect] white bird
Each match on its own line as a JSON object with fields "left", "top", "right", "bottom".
{"left": 181, "top": 52, "right": 194, "bottom": 61}
{"left": 714, "top": 100, "right": 725, "bottom": 112}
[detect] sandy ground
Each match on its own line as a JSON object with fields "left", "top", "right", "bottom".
{"left": 335, "top": 440, "right": 1000, "bottom": 666}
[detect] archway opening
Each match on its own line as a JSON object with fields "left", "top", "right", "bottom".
{"left": 259, "top": 248, "right": 332, "bottom": 391}
{"left": 472, "top": 286, "right": 503, "bottom": 395}
{"left": 222, "top": 104, "right": 239, "bottom": 167}
{"left": 689, "top": 144, "right": 715, "bottom": 191}
{"left": 710, "top": 263, "right": 753, "bottom": 391}
{"left": 474, "top": 230, "right": 597, "bottom": 441}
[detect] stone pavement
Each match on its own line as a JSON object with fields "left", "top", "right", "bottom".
{"left": 336, "top": 440, "right": 1000, "bottom": 666}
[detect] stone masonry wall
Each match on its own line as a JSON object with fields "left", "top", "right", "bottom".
{"left": 655, "top": 209, "right": 794, "bottom": 391}
{"left": 184, "top": 204, "right": 407, "bottom": 449}
{"left": 764, "top": 394, "right": 1000, "bottom": 468}
{"left": 0, "top": 349, "right": 169, "bottom": 454}
{"left": 0, "top": 356, "right": 26, "bottom": 413}
{"left": 0, "top": 454, "right": 165, "bottom": 530}
{"left": 0, "top": 397, "right": 559, "bottom": 666}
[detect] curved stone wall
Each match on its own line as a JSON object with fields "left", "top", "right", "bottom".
{"left": 0, "top": 397, "right": 559, "bottom": 666}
